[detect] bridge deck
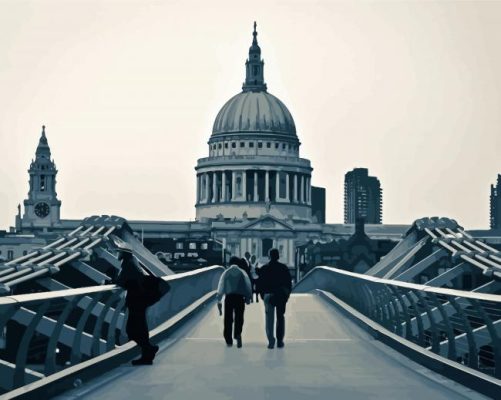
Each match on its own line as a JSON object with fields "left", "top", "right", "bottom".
{"left": 56, "top": 294, "right": 485, "bottom": 400}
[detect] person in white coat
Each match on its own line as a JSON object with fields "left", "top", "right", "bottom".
{"left": 217, "top": 256, "right": 253, "bottom": 348}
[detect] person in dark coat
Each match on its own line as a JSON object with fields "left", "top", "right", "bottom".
{"left": 115, "top": 249, "right": 159, "bottom": 365}
{"left": 257, "top": 248, "right": 292, "bottom": 349}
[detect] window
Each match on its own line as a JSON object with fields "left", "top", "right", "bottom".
{"left": 266, "top": 142, "right": 271, "bottom": 148}
{"left": 258, "top": 142, "right": 263, "bottom": 148}
{"left": 218, "top": 143, "right": 222, "bottom": 149}
{"left": 189, "top": 242, "right": 197, "bottom": 250}
{"left": 282, "top": 143, "right": 286, "bottom": 149}
{"left": 23, "top": 250, "right": 27, "bottom": 256}
{"left": 225, "top": 142, "right": 228, "bottom": 149}
{"left": 232, "top": 142, "right": 236, "bottom": 148}
{"left": 40, "top": 175, "right": 46, "bottom": 191}
{"left": 240, "top": 142, "right": 245, "bottom": 148}
{"left": 7, "top": 250, "right": 13, "bottom": 260}
{"left": 275, "top": 143, "right": 279, "bottom": 149}
{"left": 249, "top": 142, "right": 254, "bottom": 148}
{"left": 175, "top": 242, "right": 184, "bottom": 250}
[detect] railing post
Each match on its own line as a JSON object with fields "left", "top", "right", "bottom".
{"left": 71, "top": 293, "right": 103, "bottom": 365}
{"left": 467, "top": 298, "right": 501, "bottom": 378}
{"left": 427, "top": 292, "right": 457, "bottom": 361}
{"left": 14, "top": 301, "right": 51, "bottom": 388}
{"left": 91, "top": 291, "right": 122, "bottom": 357}
{"left": 44, "top": 295, "right": 82, "bottom": 375}
{"left": 448, "top": 297, "right": 478, "bottom": 370}
{"left": 413, "top": 291, "right": 440, "bottom": 353}
{"left": 403, "top": 290, "right": 425, "bottom": 346}
{"left": 107, "top": 296, "right": 126, "bottom": 351}
{"left": 388, "top": 286, "right": 413, "bottom": 340}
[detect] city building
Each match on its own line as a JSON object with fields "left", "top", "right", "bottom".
{"left": 9, "top": 24, "right": 409, "bottom": 270}
{"left": 490, "top": 174, "right": 501, "bottom": 229}
{"left": 344, "top": 168, "right": 382, "bottom": 224}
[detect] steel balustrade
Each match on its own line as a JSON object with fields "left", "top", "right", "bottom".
{"left": 294, "top": 266, "right": 501, "bottom": 379}
{"left": 0, "top": 266, "right": 223, "bottom": 393}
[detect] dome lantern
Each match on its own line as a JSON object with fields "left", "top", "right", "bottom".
{"left": 243, "top": 22, "right": 267, "bottom": 93}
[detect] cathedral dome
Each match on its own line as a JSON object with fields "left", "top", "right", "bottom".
{"left": 212, "top": 91, "right": 296, "bottom": 137}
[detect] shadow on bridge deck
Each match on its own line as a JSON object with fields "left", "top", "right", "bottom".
{"left": 55, "top": 294, "right": 487, "bottom": 400}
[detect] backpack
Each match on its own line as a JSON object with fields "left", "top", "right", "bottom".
{"left": 141, "top": 267, "right": 171, "bottom": 307}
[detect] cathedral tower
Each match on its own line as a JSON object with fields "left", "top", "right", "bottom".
{"left": 20, "top": 126, "right": 62, "bottom": 229}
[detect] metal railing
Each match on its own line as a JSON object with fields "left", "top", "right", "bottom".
{"left": 294, "top": 266, "right": 501, "bottom": 379}
{"left": 0, "top": 266, "right": 223, "bottom": 394}
{"left": 0, "top": 224, "right": 117, "bottom": 292}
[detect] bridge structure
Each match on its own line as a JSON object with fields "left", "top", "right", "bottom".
{"left": 0, "top": 216, "right": 499, "bottom": 399}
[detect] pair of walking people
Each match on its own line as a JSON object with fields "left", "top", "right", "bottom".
{"left": 216, "top": 249, "right": 292, "bottom": 349}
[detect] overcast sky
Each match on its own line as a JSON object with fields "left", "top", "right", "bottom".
{"left": 0, "top": 0, "right": 500, "bottom": 230}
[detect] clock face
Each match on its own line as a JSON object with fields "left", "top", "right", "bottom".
{"left": 34, "top": 202, "right": 50, "bottom": 218}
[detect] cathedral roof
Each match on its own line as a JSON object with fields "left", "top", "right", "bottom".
{"left": 212, "top": 91, "right": 296, "bottom": 137}
{"left": 211, "top": 23, "right": 297, "bottom": 139}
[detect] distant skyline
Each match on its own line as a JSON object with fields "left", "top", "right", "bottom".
{"left": 1, "top": 0, "right": 500, "bottom": 230}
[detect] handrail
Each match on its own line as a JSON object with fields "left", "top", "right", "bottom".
{"left": 0, "top": 265, "right": 224, "bottom": 393}
{"left": 295, "top": 265, "right": 501, "bottom": 380}
{"left": 0, "top": 265, "right": 224, "bottom": 306}
{"left": 307, "top": 266, "right": 501, "bottom": 302}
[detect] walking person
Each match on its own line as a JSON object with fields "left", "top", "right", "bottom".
{"left": 216, "top": 256, "right": 253, "bottom": 348}
{"left": 115, "top": 248, "right": 159, "bottom": 365}
{"left": 249, "top": 254, "right": 260, "bottom": 303}
{"left": 258, "top": 248, "right": 292, "bottom": 349}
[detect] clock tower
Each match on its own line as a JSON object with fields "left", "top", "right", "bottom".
{"left": 20, "top": 125, "right": 62, "bottom": 229}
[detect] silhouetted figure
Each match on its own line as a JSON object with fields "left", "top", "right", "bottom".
{"left": 216, "top": 256, "right": 252, "bottom": 348}
{"left": 258, "top": 248, "right": 292, "bottom": 349}
{"left": 115, "top": 249, "right": 159, "bottom": 365}
{"left": 250, "top": 254, "right": 260, "bottom": 302}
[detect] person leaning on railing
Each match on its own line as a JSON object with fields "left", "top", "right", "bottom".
{"left": 114, "top": 248, "right": 159, "bottom": 366}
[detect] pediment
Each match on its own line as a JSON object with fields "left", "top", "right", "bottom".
{"left": 243, "top": 215, "right": 294, "bottom": 231}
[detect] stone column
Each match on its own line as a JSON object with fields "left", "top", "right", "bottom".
{"left": 205, "top": 173, "right": 209, "bottom": 203}
{"left": 265, "top": 171, "right": 270, "bottom": 201}
{"left": 306, "top": 177, "right": 311, "bottom": 205}
{"left": 222, "top": 171, "right": 226, "bottom": 202}
{"left": 242, "top": 170, "right": 247, "bottom": 201}
{"left": 231, "top": 171, "right": 236, "bottom": 201}
{"left": 212, "top": 172, "right": 217, "bottom": 203}
{"left": 196, "top": 175, "right": 200, "bottom": 203}
{"left": 253, "top": 171, "right": 258, "bottom": 201}
{"left": 300, "top": 175, "right": 304, "bottom": 203}
{"left": 275, "top": 171, "right": 280, "bottom": 201}
{"left": 289, "top": 239, "right": 294, "bottom": 268}
{"left": 285, "top": 173, "right": 290, "bottom": 202}
{"left": 293, "top": 174, "right": 298, "bottom": 203}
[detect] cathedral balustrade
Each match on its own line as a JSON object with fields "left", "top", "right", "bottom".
{"left": 197, "top": 154, "right": 311, "bottom": 168}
